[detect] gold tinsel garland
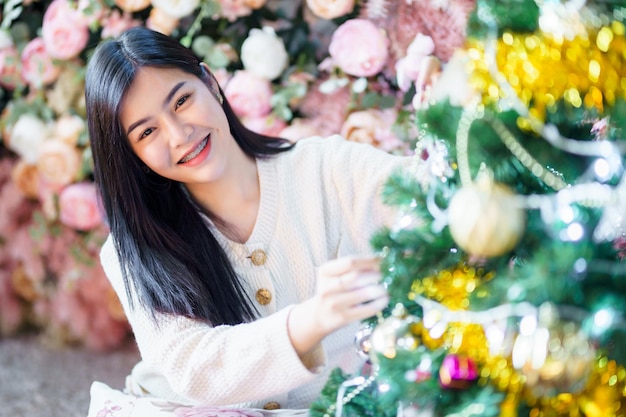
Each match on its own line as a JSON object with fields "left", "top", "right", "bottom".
{"left": 408, "top": 265, "right": 626, "bottom": 415}
{"left": 466, "top": 20, "right": 626, "bottom": 125}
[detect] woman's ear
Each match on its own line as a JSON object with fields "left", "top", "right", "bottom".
{"left": 199, "top": 62, "right": 223, "bottom": 105}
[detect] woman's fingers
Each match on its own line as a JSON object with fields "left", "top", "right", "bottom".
{"left": 318, "top": 256, "right": 379, "bottom": 277}
{"left": 313, "top": 255, "right": 389, "bottom": 330}
{"left": 336, "top": 271, "right": 381, "bottom": 291}
{"left": 327, "top": 284, "right": 389, "bottom": 323}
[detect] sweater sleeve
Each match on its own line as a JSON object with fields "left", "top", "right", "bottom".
{"left": 323, "top": 135, "right": 413, "bottom": 257}
{"left": 100, "top": 236, "right": 321, "bottom": 407}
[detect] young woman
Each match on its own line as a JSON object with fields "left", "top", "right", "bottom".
{"left": 85, "top": 27, "right": 411, "bottom": 413}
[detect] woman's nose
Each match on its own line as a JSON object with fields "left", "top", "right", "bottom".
{"left": 162, "top": 114, "right": 192, "bottom": 148}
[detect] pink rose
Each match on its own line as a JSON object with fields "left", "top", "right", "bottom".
{"left": 395, "top": 33, "right": 436, "bottom": 92}
{"left": 42, "top": 0, "right": 90, "bottom": 60}
{"left": 306, "top": 0, "right": 354, "bottom": 19}
{"left": 20, "top": 37, "right": 60, "bottom": 87}
{"left": 212, "top": 68, "right": 232, "bottom": 87}
{"left": 243, "top": 115, "right": 287, "bottom": 136}
{"left": 101, "top": 9, "right": 141, "bottom": 39}
{"left": 279, "top": 118, "right": 321, "bottom": 141}
{"left": 328, "top": 19, "right": 388, "bottom": 77}
{"left": 217, "top": 0, "right": 253, "bottom": 21}
{"left": 58, "top": 182, "right": 103, "bottom": 231}
{"left": 224, "top": 70, "right": 273, "bottom": 118}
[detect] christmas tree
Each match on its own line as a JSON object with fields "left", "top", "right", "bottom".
{"left": 312, "top": 0, "right": 626, "bottom": 416}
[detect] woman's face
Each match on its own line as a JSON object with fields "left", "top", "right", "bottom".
{"left": 119, "top": 65, "right": 236, "bottom": 186}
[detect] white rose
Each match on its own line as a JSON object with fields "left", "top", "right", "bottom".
{"left": 53, "top": 114, "right": 86, "bottom": 146}
{"left": 150, "top": 0, "right": 199, "bottom": 18}
{"left": 240, "top": 27, "right": 288, "bottom": 80}
{"left": 7, "top": 114, "right": 52, "bottom": 164}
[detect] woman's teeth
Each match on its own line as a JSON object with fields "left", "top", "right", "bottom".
{"left": 179, "top": 137, "right": 208, "bottom": 164}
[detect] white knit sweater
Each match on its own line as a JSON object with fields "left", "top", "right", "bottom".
{"left": 100, "top": 135, "right": 412, "bottom": 411}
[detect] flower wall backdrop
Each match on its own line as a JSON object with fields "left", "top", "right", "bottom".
{"left": 0, "top": 0, "right": 474, "bottom": 351}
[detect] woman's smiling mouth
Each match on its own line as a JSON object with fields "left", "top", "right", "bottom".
{"left": 178, "top": 136, "right": 210, "bottom": 165}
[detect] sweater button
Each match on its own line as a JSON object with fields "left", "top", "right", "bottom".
{"left": 256, "top": 288, "right": 272, "bottom": 305}
{"left": 248, "top": 249, "right": 267, "bottom": 266}
{"left": 263, "top": 401, "right": 280, "bottom": 410}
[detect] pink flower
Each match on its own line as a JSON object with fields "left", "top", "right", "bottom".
{"left": 0, "top": 46, "right": 24, "bottom": 89}
{"left": 328, "top": 19, "right": 388, "bottom": 77}
{"left": 243, "top": 114, "right": 287, "bottom": 136}
{"left": 279, "top": 118, "right": 321, "bottom": 141}
{"left": 224, "top": 70, "right": 273, "bottom": 118}
{"left": 306, "top": 0, "right": 355, "bottom": 19}
{"left": 41, "top": 258, "right": 130, "bottom": 351}
{"left": 58, "top": 182, "right": 103, "bottom": 231}
{"left": 592, "top": 117, "right": 608, "bottom": 140}
{"left": 613, "top": 236, "right": 626, "bottom": 260}
{"left": 42, "top": 0, "right": 90, "bottom": 60}
{"left": 212, "top": 68, "right": 232, "bottom": 88}
{"left": 20, "top": 37, "right": 60, "bottom": 87}
{"left": 395, "top": 33, "right": 435, "bottom": 92}
{"left": 298, "top": 77, "right": 351, "bottom": 136}
{"left": 101, "top": 10, "right": 142, "bottom": 39}
{"left": 174, "top": 405, "right": 264, "bottom": 417}
{"left": 217, "top": 0, "right": 253, "bottom": 21}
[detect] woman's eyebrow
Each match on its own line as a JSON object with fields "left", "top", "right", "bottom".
{"left": 126, "top": 81, "right": 187, "bottom": 136}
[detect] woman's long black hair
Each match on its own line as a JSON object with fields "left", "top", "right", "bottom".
{"left": 85, "top": 27, "right": 293, "bottom": 326}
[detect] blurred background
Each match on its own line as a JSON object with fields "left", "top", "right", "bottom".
{"left": 0, "top": 0, "right": 472, "bottom": 415}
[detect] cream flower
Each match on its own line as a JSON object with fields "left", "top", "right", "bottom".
{"left": 6, "top": 113, "right": 52, "bottom": 164}
{"left": 11, "top": 160, "right": 40, "bottom": 199}
{"left": 53, "top": 114, "right": 86, "bottom": 147}
{"left": 244, "top": 0, "right": 267, "bottom": 8}
{"left": 340, "top": 108, "right": 403, "bottom": 151}
{"left": 306, "top": 0, "right": 354, "bottom": 19}
{"left": 36, "top": 139, "right": 82, "bottom": 190}
{"left": 45, "top": 64, "right": 86, "bottom": 115}
{"left": 114, "top": 0, "right": 151, "bottom": 12}
{"left": 240, "top": 27, "right": 288, "bottom": 80}
{"left": 150, "top": 0, "right": 200, "bottom": 18}
{"left": 146, "top": 7, "right": 180, "bottom": 35}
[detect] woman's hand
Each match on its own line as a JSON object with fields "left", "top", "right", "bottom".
{"left": 287, "top": 256, "right": 389, "bottom": 357}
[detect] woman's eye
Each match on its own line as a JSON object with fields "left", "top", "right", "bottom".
{"left": 139, "top": 127, "right": 154, "bottom": 140}
{"left": 175, "top": 94, "right": 190, "bottom": 109}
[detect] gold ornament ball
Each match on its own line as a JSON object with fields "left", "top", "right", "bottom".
{"left": 448, "top": 177, "right": 526, "bottom": 258}
{"left": 369, "top": 312, "right": 420, "bottom": 362}
{"left": 511, "top": 305, "right": 596, "bottom": 398}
